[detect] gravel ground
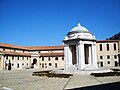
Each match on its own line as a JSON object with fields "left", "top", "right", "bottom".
{"left": 0, "top": 69, "right": 120, "bottom": 90}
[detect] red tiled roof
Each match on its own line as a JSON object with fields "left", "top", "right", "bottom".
{"left": 0, "top": 43, "right": 64, "bottom": 51}
{"left": 1, "top": 51, "right": 31, "bottom": 56}
{"left": 0, "top": 51, "right": 64, "bottom": 57}
{"left": 0, "top": 43, "right": 28, "bottom": 50}
{"left": 25, "top": 46, "right": 64, "bottom": 51}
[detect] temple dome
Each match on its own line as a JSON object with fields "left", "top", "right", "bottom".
{"left": 70, "top": 23, "right": 89, "bottom": 33}
{"left": 64, "top": 23, "right": 96, "bottom": 40}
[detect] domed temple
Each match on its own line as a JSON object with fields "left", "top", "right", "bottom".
{"left": 63, "top": 23, "right": 98, "bottom": 71}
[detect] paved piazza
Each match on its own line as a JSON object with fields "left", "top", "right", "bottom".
{"left": 0, "top": 69, "right": 120, "bottom": 90}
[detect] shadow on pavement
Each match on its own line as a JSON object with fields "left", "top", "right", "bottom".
{"left": 67, "top": 82, "right": 120, "bottom": 90}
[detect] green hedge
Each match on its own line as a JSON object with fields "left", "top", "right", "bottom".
{"left": 90, "top": 72, "right": 120, "bottom": 77}
{"left": 32, "top": 70, "right": 73, "bottom": 78}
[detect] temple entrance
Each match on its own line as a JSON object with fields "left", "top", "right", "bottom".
{"left": 84, "top": 44, "right": 91, "bottom": 64}
{"left": 70, "top": 45, "right": 77, "bottom": 65}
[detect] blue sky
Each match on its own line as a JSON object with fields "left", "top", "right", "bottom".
{"left": 0, "top": 0, "right": 120, "bottom": 46}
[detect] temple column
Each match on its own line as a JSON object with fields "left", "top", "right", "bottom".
{"left": 69, "top": 46, "right": 72, "bottom": 67}
{"left": 92, "top": 42, "right": 98, "bottom": 68}
{"left": 64, "top": 44, "right": 69, "bottom": 71}
{"left": 76, "top": 45, "right": 79, "bottom": 69}
{"left": 88, "top": 45, "right": 92, "bottom": 65}
{"left": 78, "top": 41, "right": 85, "bottom": 70}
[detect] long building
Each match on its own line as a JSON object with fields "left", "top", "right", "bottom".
{"left": 0, "top": 43, "right": 64, "bottom": 70}
{"left": 96, "top": 40, "right": 120, "bottom": 68}
{"left": 0, "top": 40, "right": 120, "bottom": 70}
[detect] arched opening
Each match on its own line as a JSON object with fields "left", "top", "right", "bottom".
{"left": 33, "top": 59, "right": 37, "bottom": 65}
{"left": 31, "top": 59, "right": 37, "bottom": 68}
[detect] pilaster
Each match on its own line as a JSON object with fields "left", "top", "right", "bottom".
{"left": 92, "top": 42, "right": 98, "bottom": 68}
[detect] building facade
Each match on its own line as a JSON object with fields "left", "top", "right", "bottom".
{"left": 0, "top": 40, "right": 120, "bottom": 70}
{"left": 0, "top": 43, "right": 64, "bottom": 70}
{"left": 96, "top": 40, "right": 120, "bottom": 68}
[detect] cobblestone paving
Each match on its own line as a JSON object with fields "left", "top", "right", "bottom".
{"left": 0, "top": 69, "right": 120, "bottom": 90}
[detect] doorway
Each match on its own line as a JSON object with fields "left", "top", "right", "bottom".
{"left": 33, "top": 59, "right": 37, "bottom": 65}
{"left": 55, "top": 63, "right": 57, "bottom": 68}
{"left": 100, "top": 62, "right": 103, "bottom": 67}
{"left": 84, "top": 44, "right": 89, "bottom": 64}
{"left": 42, "top": 63, "right": 44, "bottom": 68}
{"left": 31, "top": 59, "right": 37, "bottom": 68}
{"left": 115, "top": 61, "right": 118, "bottom": 67}
{"left": 8, "top": 60, "right": 11, "bottom": 70}
{"left": 70, "top": 45, "right": 77, "bottom": 65}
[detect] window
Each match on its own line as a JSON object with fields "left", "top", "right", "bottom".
{"left": 107, "top": 44, "right": 109, "bottom": 51}
{"left": 107, "top": 55, "right": 110, "bottom": 59}
{"left": 115, "top": 61, "right": 118, "bottom": 66}
{"left": 12, "top": 63, "right": 14, "bottom": 66}
{"left": 100, "top": 62, "right": 103, "bottom": 67}
{"left": 100, "top": 44, "right": 102, "bottom": 51}
{"left": 6, "top": 56, "right": 8, "bottom": 59}
{"left": 55, "top": 63, "right": 57, "bottom": 68}
{"left": 27, "top": 63, "right": 28, "bottom": 66}
{"left": 49, "top": 63, "right": 52, "bottom": 66}
{"left": 107, "top": 61, "right": 110, "bottom": 64}
{"left": 42, "top": 57, "right": 44, "bottom": 61}
{"left": 114, "top": 43, "right": 116, "bottom": 50}
{"left": 42, "top": 63, "right": 44, "bottom": 68}
{"left": 3, "top": 48, "right": 5, "bottom": 51}
{"left": 22, "top": 63, "right": 24, "bottom": 66}
{"left": 100, "top": 56, "right": 103, "bottom": 59}
{"left": 12, "top": 56, "right": 14, "bottom": 60}
{"left": 62, "top": 57, "right": 64, "bottom": 60}
{"left": 55, "top": 57, "right": 58, "bottom": 60}
{"left": 22, "top": 57, "right": 24, "bottom": 60}
{"left": 17, "top": 63, "right": 19, "bottom": 68}
{"left": 48, "top": 57, "right": 50, "bottom": 61}
{"left": 17, "top": 57, "right": 19, "bottom": 60}
{"left": 27, "top": 57, "right": 28, "bottom": 60}
{"left": 114, "top": 55, "right": 117, "bottom": 59}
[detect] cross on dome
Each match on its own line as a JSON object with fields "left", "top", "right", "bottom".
{"left": 77, "top": 23, "right": 81, "bottom": 26}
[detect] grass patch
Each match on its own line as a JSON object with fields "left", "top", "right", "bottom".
{"left": 32, "top": 70, "right": 73, "bottom": 78}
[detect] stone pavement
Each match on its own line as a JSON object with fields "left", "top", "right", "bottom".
{"left": 0, "top": 69, "right": 120, "bottom": 90}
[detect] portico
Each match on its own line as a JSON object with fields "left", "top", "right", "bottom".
{"left": 63, "top": 23, "right": 98, "bottom": 71}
